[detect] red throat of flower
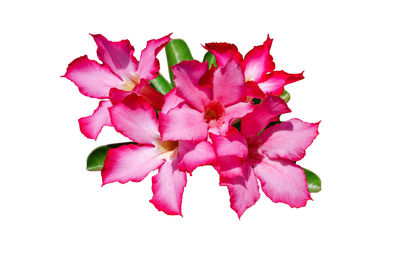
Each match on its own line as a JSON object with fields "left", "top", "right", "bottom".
{"left": 204, "top": 101, "right": 225, "bottom": 123}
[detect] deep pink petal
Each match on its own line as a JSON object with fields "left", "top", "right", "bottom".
{"left": 203, "top": 42, "right": 243, "bottom": 67}
{"left": 109, "top": 87, "right": 132, "bottom": 105}
{"left": 246, "top": 81, "right": 265, "bottom": 99}
{"left": 109, "top": 94, "right": 160, "bottom": 144}
{"left": 258, "top": 71, "right": 304, "bottom": 96}
{"left": 91, "top": 34, "right": 138, "bottom": 79}
{"left": 242, "top": 36, "right": 275, "bottom": 82}
{"left": 213, "top": 59, "right": 246, "bottom": 107}
{"left": 161, "top": 88, "right": 184, "bottom": 114}
{"left": 102, "top": 145, "right": 164, "bottom": 185}
{"left": 63, "top": 55, "right": 121, "bottom": 99}
{"left": 173, "top": 60, "right": 211, "bottom": 111}
{"left": 219, "top": 102, "right": 254, "bottom": 133}
{"left": 150, "top": 160, "right": 187, "bottom": 216}
{"left": 213, "top": 156, "right": 245, "bottom": 179}
{"left": 134, "top": 80, "right": 165, "bottom": 110}
{"left": 210, "top": 127, "right": 248, "bottom": 159}
{"left": 259, "top": 118, "right": 320, "bottom": 161}
{"left": 253, "top": 156, "right": 311, "bottom": 208}
{"left": 78, "top": 101, "right": 112, "bottom": 140}
{"left": 177, "top": 141, "right": 216, "bottom": 173}
{"left": 220, "top": 162, "right": 260, "bottom": 218}
{"left": 159, "top": 104, "right": 208, "bottom": 141}
{"left": 241, "top": 96, "right": 291, "bottom": 138}
{"left": 138, "top": 34, "right": 171, "bottom": 80}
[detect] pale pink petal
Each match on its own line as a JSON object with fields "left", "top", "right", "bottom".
{"left": 259, "top": 118, "right": 320, "bottom": 161}
{"left": 150, "top": 160, "right": 187, "bottom": 216}
{"left": 173, "top": 61, "right": 211, "bottom": 111}
{"left": 258, "top": 71, "right": 304, "bottom": 96}
{"left": 242, "top": 36, "right": 275, "bottom": 82}
{"left": 161, "top": 88, "right": 184, "bottom": 114}
{"left": 241, "top": 96, "right": 291, "bottom": 138}
{"left": 102, "top": 145, "right": 164, "bottom": 185}
{"left": 63, "top": 55, "right": 121, "bottom": 99}
{"left": 203, "top": 42, "right": 243, "bottom": 67}
{"left": 109, "top": 94, "right": 160, "bottom": 144}
{"left": 134, "top": 80, "right": 164, "bottom": 110}
{"left": 159, "top": 104, "right": 208, "bottom": 141}
{"left": 78, "top": 101, "right": 112, "bottom": 140}
{"left": 177, "top": 141, "right": 216, "bottom": 173}
{"left": 220, "top": 163, "right": 260, "bottom": 218}
{"left": 138, "top": 34, "right": 171, "bottom": 80}
{"left": 213, "top": 59, "right": 246, "bottom": 107}
{"left": 210, "top": 127, "right": 248, "bottom": 159}
{"left": 253, "top": 157, "right": 311, "bottom": 208}
{"left": 91, "top": 34, "right": 138, "bottom": 79}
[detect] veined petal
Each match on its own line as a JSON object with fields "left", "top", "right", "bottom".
{"left": 213, "top": 59, "right": 246, "bottom": 107}
{"left": 203, "top": 42, "right": 243, "bottom": 67}
{"left": 243, "top": 36, "right": 275, "bottom": 82}
{"left": 259, "top": 118, "right": 320, "bottom": 161}
{"left": 91, "top": 34, "right": 138, "bottom": 79}
{"left": 161, "top": 88, "right": 184, "bottom": 114}
{"left": 63, "top": 55, "right": 121, "bottom": 99}
{"left": 102, "top": 144, "right": 164, "bottom": 185}
{"left": 220, "top": 162, "right": 260, "bottom": 218}
{"left": 159, "top": 104, "right": 208, "bottom": 141}
{"left": 78, "top": 101, "right": 112, "bottom": 140}
{"left": 210, "top": 127, "right": 248, "bottom": 159}
{"left": 109, "top": 94, "right": 160, "bottom": 144}
{"left": 177, "top": 141, "right": 216, "bottom": 174}
{"left": 258, "top": 71, "right": 304, "bottom": 95}
{"left": 150, "top": 160, "right": 187, "bottom": 216}
{"left": 241, "top": 96, "right": 291, "bottom": 138}
{"left": 253, "top": 157, "right": 311, "bottom": 208}
{"left": 173, "top": 60, "right": 211, "bottom": 111}
{"left": 138, "top": 34, "right": 171, "bottom": 81}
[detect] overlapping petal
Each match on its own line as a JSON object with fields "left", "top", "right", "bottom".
{"left": 259, "top": 118, "right": 320, "bottom": 161}
{"left": 78, "top": 101, "right": 112, "bottom": 140}
{"left": 177, "top": 141, "right": 216, "bottom": 173}
{"left": 258, "top": 71, "right": 304, "bottom": 95}
{"left": 203, "top": 42, "right": 243, "bottom": 67}
{"left": 102, "top": 144, "right": 164, "bottom": 185}
{"left": 161, "top": 88, "right": 184, "bottom": 114}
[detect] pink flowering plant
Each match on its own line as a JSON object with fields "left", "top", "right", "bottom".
{"left": 63, "top": 34, "right": 321, "bottom": 218}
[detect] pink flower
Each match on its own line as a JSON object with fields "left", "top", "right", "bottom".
{"left": 101, "top": 94, "right": 215, "bottom": 216}
{"left": 210, "top": 96, "right": 319, "bottom": 218}
{"left": 63, "top": 34, "right": 171, "bottom": 140}
{"left": 159, "top": 59, "right": 254, "bottom": 141}
{"left": 204, "top": 36, "right": 304, "bottom": 99}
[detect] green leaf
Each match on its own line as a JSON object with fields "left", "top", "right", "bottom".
{"left": 150, "top": 74, "right": 173, "bottom": 95}
{"left": 280, "top": 90, "right": 291, "bottom": 103}
{"left": 202, "top": 51, "right": 217, "bottom": 69}
{"left": 165, "top": 39, "right": 194, "bottom": 86}
{"left": 86, "top": 142, "right": 134, "bottom": 171}
{"left": 303, "top": 167, "right": 322, "bottom": 193}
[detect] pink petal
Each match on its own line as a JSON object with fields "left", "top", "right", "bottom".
{"left": 173, "top": 60, "right": 211, "bottom": 111}
{"left": 210, "top": 127, "right": 248, "bottom": 159}
{"left": 259, "top": 118, "right": 320, "bottom": 161}
{"left": 213, "top": 156, "right": 245, "bottom": 179}
{"left": 150, "top": 160, "right": 187, "bottom": 216}
{"left": 63, "top": 55, "right": 121, "bottom": 99}
{"left": 203, "top": 42, "right": 243, "bottom": 67}
{"left": 161, "top": 88, "right": 184, "bottom": 114}
{"left": 219, "top": 102, "right": 254, "bottom": 134}
{"left": 177, "top": 141, "right": 216, "bottom": 173}
{"left": 78, "top": 101, "right": 112, "bottom": 140}
{"left": 241, "top": 96, "right": 291, "bottom": 138}
{"left": 258, "top": 71, "right": 304, "bottom": 95}
{"left": 102, "top": 144, "right": 164, "bottom": 185}
{"left": 91, "top": 34, "right": 138, "bottom": 79}
{"left": 253, "top": 156, "right": 311, "bottom": 208}
{"left": 109, "top": 87, "right": 132, "bottom": 105}
{"left": 213, "top": 59, "right": 246, "bottom": 107}
{"left": 246, "top": 81, "right": 265, "bottom": 99}
{"left": 109, "top": 94, "right": 160, "bottom": 144}
{"left": 220, "top": 162, "right": 260, "bottom": 218}
{"left": 159, "top": 104, "right": 208, "bottom": 141}
{"left": 242, "top": 36, "right": 275, "bottom": 82}
{"left": 138, "top": 34, "right": 171, "bottom": 81}
{"left": 134, "top": 80, "right": 164, "bottom": 110}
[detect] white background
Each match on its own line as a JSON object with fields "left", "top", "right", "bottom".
{"left": 1, "top": 0, "right": 399, "bottom": 264}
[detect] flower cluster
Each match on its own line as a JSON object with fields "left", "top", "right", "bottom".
{"left": 63, "top": 34, "right": 320, "bottom": 218}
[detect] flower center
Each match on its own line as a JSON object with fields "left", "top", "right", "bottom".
{"left": 121, "top": 74, "right": 140, "bottom": 91}
{"left": 156, "top": 139, "right": 179, "bottom": 160}
{"left": 204, "top": 101, "right": 225, "bottom": 123}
